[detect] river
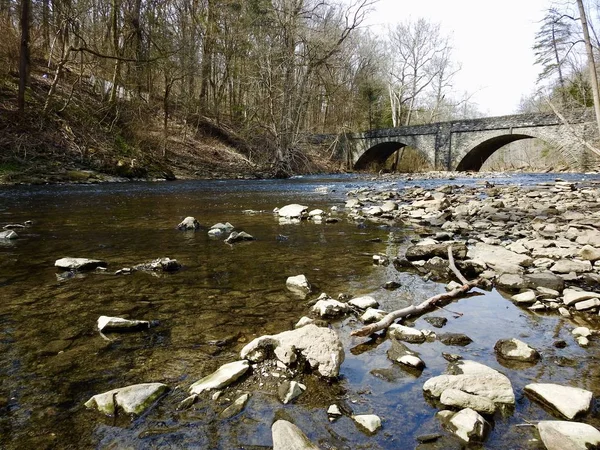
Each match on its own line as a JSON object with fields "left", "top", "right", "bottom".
{"left": 1, "top": 173, "right": 599, "bottom": 449}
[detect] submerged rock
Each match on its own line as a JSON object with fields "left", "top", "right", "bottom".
{"left": 278, "top": 380, "right": 306, "bottom": 404}
{"left": 240, "top": 324, "right": 344, "bottom": 378}
{"left": 524, "top": 383, "right": 593, "bottom": 419}
{"left": 0, "top": 230, "right": 18, "bottom": 239}
{"left": 189, "top": 360, "right": 250, "bottom": 395}
{"left": 177, "top": 216, "right": 200, "bottom": 230}
{"left": 219, "top": 393, "right": 250, "bottom": 419}
{"left": 537, "top": 420, "right": 600, "bottom": 450}
{"left": 97, "top": 316, "right": 151, "bottom": 332}
{"left": 271, "top": 420, "right": 320, "bottom": 450}
{"left": 85, "top": 382, "right": 168, "bottom": 415}
{"left": 55, "top": 257, "right": 107, "bottom": 271}
{"left": 134, "top": 257, "right": 181, "bottom": 272}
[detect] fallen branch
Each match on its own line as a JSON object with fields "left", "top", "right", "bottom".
{"left": 351, "top": 246, "right": 480, "bottom": 337}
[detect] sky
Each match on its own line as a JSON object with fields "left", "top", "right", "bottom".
{"left": 364, "top": 0, "right": 553, "bottom": 116}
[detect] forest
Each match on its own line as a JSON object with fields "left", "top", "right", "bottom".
{"left": 1, "top": 0, "right": 600, "bottom": 181}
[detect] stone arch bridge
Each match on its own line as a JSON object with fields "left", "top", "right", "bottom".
{"left": 330, "top": 110, "right": 596, "bottom": 171}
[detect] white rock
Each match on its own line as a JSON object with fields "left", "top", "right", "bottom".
{"left": 311, "top": 299, "right": 350, "bottom": 318}
{"left": 575, "top": 299, "right": 600, "bottom": 310}
{"left": 308, "top": 209, "right": 324, "bottom": 217}
{"left": 286, "top": 275, "right": 311, "bottom": 294}
{"left": 550, "top": 259, "right": 592, "bottom": 274}
{"left": 577, "top": 336, "right": 590, "bottom": 347}
{"left": 579, "top": 245, "right": 600, "bottom": 262}
{"left": 398, "top": 355, "right": 425, "bottom": 369}
{"left": 327, "top": 404, "right": 342, "bottom": 416}
{"left": 512, "top": 291, "right": 537, "bottom": 304}
{"left": 388, "top": 324, "right": 426, "bottom": 343}
{"left": 423, "top": 360, "right": 515, "bottom": 405}
{"left": 563, "top": 289, "right": 600, "bottom": 306}
{"left": 177, "top": 216, "right": 200, "bottom": 230}
{"left": 240, "top": 324, "right": 344, "bottom": 378}
{"left": 295, "top": 316, "right": 315, "bottom": 328}
{"left": 494, "top": 338, "right": 540, "bottom": 362}
{"left": 272, "top": 420, "right": 320, "bottom": 450}
{"left": 572, "top": 327, "right": 592, "bottom": 337}
{"left": 364, "top": 206, "right": 383, "bottom": 216}
{"left": 448, "top": 408, "right": 489, "bottom": 443}
{"left": 345, "top": 199, "right": 361, "bottom": 208}
{"left": 277, "top": 204, "right": 308, "bottom": 219}
{"left": 538, "top": 421, "right": 600, "bottom": 450}
{"left": 524, "top": 383, "right": 593, "bottom": 419}
{"left": 360, "top": 308, "right": 387, "bottom": 323}
{"left": 97, "top": 316, "right": 150, "bottom": 332}
{"left": 440, "top": 389, "right": 496, "bottom": 414}
{"left": 467, "top": 243, "right": 533, "bottom": 272}
{"left": 348, "top": 295, "right": 379, "bottom": 310}
{"left": 208, "top": 228, "right": 223, "bottom": 237}
{"left": 189, "top": 360, "right": 250, "bottom": 395}
{"left": 85, "top": 383, "right": 168, "bottom": 415}
{"left": 55, "top": 257, "right": 107, "bottom": 270}
{"left": 352, "top": 414, "right": 381, "bottom": 433}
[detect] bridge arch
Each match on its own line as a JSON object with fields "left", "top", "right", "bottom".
{"left": 354, "top": 141, "right": 432, "bottom": 170}
{"left": 453, "top": 130, "right": 580, "bottom": 171}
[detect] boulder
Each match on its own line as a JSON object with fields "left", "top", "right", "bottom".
{"left": 177, "top": 216, "right": 200, "bottom": 230}
{"left": 272, "top": 420, "right": 320, "bottom": 450}
{"left": 423, "top": 360, "right": 515, "bottom": 405}
{"left": 0, "top": 230, "right": 18, "bottom": 239}
{"left": 224, "top": 231, "right": 255, "bottom": 244}
{"left": 524, "top": 383, "right": 593, "bottom": 419}
{"left": 360, "top": 308, "right": 387, "bottom": 323}
{"left": 286, "top": 275, "right": 311, "bottom": 295}
{"left": 537, "top": 421, "right": 600, "bottom": 450}
{"left": 55, "top": 257, "right": 107, "bottom": 271}
{"left": 277, "top": 204, "right": 308, "bottom": 219}
{"left": 240, "top": 324, "right": 344, "bottom": 378}
{"left": 496, "top": 273, "right": 527, "bottom": 291}
{"left": 219, "top": 393, "right": 250, "bottom": 419}
{"left": 448, "top": 408, "right": 490, "bottom": 443}
{"left": 352, "top": 414, "right": 381, "bottom": 434}
{"left": 85, "top": 382, "right": 168, "bottom": 415}
{"left": 494, "top": 338, "right": 540, "bottom": 363}
{"left": 97, "top": 316, "right": 150, "bottom": 332}
{"left": 440, "top": 389, "right": 496, "bottom": 415}
{"left": 189, "top": 360, "right": 250, "bottom": 395}
{"left": 405, "top": 242, "right": 468, "bottom": 261}
{"left": 387, "top": 339, "right": 425, "bottom": 370}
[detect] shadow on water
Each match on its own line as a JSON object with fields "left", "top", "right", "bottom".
{"left": 0, "top": 174, "right": 600, "bottom": 449}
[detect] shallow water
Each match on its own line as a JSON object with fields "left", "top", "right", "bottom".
{"left": 1, "top": 173, "right": 600, "bottom": 449}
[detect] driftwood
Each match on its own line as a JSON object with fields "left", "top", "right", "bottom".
{"left": 351, "top": 246, "right": 481, "bottom": 337}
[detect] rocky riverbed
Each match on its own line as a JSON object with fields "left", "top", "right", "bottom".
{"left": 2, "top": 173, "right": 600, "bottom": 449}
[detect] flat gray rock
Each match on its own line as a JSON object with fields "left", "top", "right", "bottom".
{"left": 525, "top": 383, "right": 593, "bottom": 419}
{"left": 85, "top": 382, "right": 168, "bottom": 415}
{"left": 189, "top": 360, "right": 250, "bottom": 395}
{"left": 440, "top": 389, "right": 496, "bottom": 415}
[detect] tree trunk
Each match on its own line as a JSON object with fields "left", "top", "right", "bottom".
{"left": 18, "top": 0, "right": 30, "bottom": 115}
{"left": 577, "top": 0, "right": 600, "bottom": 140}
